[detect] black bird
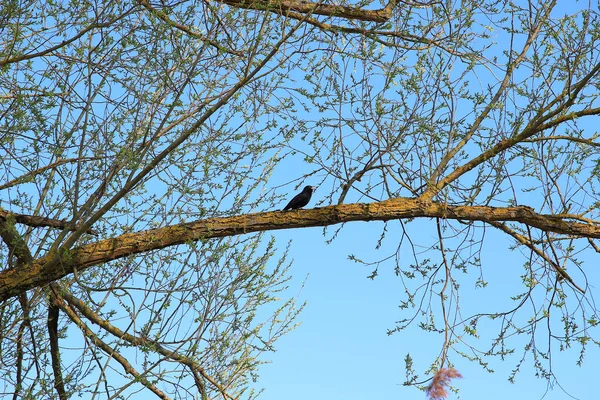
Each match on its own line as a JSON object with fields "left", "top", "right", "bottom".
{"left": 282, "top": 185, "right": 316, "bottom": 211}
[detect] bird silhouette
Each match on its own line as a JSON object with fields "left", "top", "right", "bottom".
{"left": 282, "top": 186, "right": 316, "bottom": 210}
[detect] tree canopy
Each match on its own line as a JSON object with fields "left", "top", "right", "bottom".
{"left": 1, "top": 0, "right": 600, "bottom": 398}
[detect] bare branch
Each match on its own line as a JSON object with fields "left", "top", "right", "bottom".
{"left": 214, "top": 0, "right": 395, "bottom": 22}
{"left": 47, "top": 301, "right": 67, "bottom": 400}
{"left": 0, "top": 157, "right": 99, "bottom": 191}
{"left": 49, "top": 286, "right": 171, "bottom": 400}
{"left": 57, "top": 286, "right": 235, "bottom": 400}
{"left": 0, "top": 210, "right": 98, "bottom": 235}
{"left": 1, "top": 198, "right": 599, "bottom": 300}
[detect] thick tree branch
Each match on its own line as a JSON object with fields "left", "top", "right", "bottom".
{"left": 215, "top": 1, "right": 463, "bottom": 55}
{"left": 215, "top": 0, "right": 396, "bottom": 22}
{"left": 0, "top": 215, "right": 34, "bottom": 264}
{"left": 0, "top": 215, "right": 42, "bottom": 382}
{"left": 1, "top": 198, "right": 599, "bottom": 301}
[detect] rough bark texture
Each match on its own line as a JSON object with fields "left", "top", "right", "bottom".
{"left": 215, "top": 0, "right": 395, "bottom": 22}
{"left": 0, "top": 198, "right": 598, "bottom": 301}
{"left": 0, "top": 209, "right": 98, "bottom": 235}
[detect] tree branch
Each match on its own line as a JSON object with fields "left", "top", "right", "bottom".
{"left": 488, "top": 221, "right": 584, "bottom": 293}
{"left": 0, "top": 214, "right": 42, "bottom": 379}
{"left": 214, "top": 0, "right": 395, "bottom": 22}
{"left": 57, "top": 285, "right": 234, "bottom": 399}
{"left": 47, "top": 301, "right": 67, "bottom": 400}
{"left": 1, "top": 198, "right": 599, "bottom": 301}
{"left": 49, "top": 286, "right": 171, "bottom": 400}
{"left": 0, "top": 210, "right": 98, "bottom": 235}
{"left": 137, "top": 0, "right": 244, "bottom": 56}
{"left": 0, "top": 157, "right": 99, "bottom": 191}
{"left": 0, "top": 17, "right": 126, "bottom": 67}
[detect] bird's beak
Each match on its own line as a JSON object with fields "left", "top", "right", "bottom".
{"left": 311, "top": 186, "right": 317, "bottom": 191}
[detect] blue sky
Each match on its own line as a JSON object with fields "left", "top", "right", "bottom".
{"left": 253, "top": 219, "right": 599, "bottom": 400}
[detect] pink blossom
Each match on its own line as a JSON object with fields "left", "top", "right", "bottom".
{"left": 426, "top": 368, "right": 463, "bottom": 400}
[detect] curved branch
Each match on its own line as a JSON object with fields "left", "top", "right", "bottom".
{"left": 522, "top": 135, "right": 600, "bottom": 147}
{"left": 215, "top": 0, "right": 396, "bottom": 22}
{"left": 1, "top": 198, "right": 599, "bottom": 300}
{"left": 338, "top": 163, "right": 390, "bottom": 204}
{"left": 488, "top": 221, "right": 584, "bottom": 293}
{"left": 0, "top": 157, "right": 99, "bottom": 191}
{"left": 0, "top": 15, "right": 129, "bottom": 67}
{"left": 236, "top": 5, "right": 465, "bottom": 55}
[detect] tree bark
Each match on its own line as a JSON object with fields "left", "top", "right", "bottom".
{"left": 214, "top": 0, "right": 396, "bottom": 23}
{"left": 0, "top": 197, "right": 598, "bottom": 301}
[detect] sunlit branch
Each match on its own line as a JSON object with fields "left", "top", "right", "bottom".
{"left": 214, "top": 0, "right": 397, "bottom": 22}
{"left": 522, "top": 135, "right": 600, "bottom": 147}
{"left": 1, "top": 198, "right": 599, "bottom": 300}
{"left": 256, "top": 7, "right": 466, "bottom": 55}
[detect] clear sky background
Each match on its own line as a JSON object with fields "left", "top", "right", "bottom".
{"left": 253, "top": 220, "right": 599, "bottom": 400}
